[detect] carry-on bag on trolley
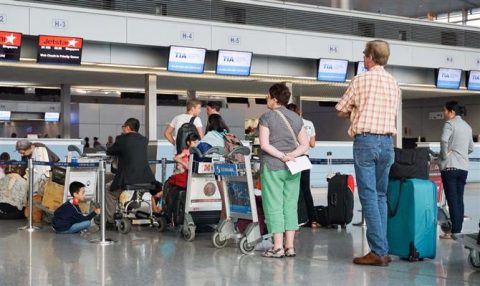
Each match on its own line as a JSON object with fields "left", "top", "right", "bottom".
{"left": 387, "top": 178, "right": 437, "bottom": 261}
{"left": 316, "top": 173, "right": 355, "bottom": 228}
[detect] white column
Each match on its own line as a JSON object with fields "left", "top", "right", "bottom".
{"left": 145, "top": 74, "right": 157, "bottom": 140}
{"left": 60, "top": 84, "right": 71, "bottom": 138}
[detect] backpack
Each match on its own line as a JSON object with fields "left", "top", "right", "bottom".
{"left": 175, "top": 116, "right": 198, "bottom": 154}
{"left": 223, "top": 133, "right": 244, "bottom": 162}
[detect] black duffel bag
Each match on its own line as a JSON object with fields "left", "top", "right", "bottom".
{"left": 389, "top": 147, "right": 429, "bottom": 180}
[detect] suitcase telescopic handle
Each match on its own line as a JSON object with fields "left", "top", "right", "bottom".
{"left": 330, "top": 193, "right": 337, "bottom": 206}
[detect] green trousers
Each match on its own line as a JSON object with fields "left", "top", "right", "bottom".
{"left": 261, "top": 165, "right": 301, "bottom": 234}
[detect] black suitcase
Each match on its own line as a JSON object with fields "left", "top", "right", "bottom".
{"left": 317, "top": 174, "right": 354, "bottom": 228}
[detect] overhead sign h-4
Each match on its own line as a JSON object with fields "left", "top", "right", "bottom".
{"left": 216, "top": 50, "right": 252, "bottom": 76}
{"left": 37, "top": 35, "right": 83, "bottom": 65}
{"left": 0, "top": 31, "right": 22, "bottom": 61}
{"left": 167, "top": 46, "right": 206, "bottom": 74}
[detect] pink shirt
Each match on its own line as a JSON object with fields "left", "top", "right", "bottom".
{"left": 336, "top": 65, "right": 401, "bottom": 137}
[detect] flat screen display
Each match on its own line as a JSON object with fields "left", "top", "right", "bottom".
{"left": 37, "top": 35, "right": 83, "bottom": 65}
{"left": 0, "top": 111, "right": 11, "bottom": 121}
{"left": 356, "top": 61, "right": 367, "bottom": 75}
{"left": 436, "top": 68, "right": 462, "bottom": 89}
{"left": 216, "top": 50, "right": 252, "bottom": 76}
{"left": 317, "top": 59, "right": 348, "bottom": 82}
{"left": 167, "top": 46, "right": 206, "bottom": 74}
{"left": 467, "top": 70, "right": 480, "bottom": 91}
{"left": 45, "top": 112, "right": 60, "bottom": 122}
{"left": 0, "top": 31, "right": 22, "bottom": 61}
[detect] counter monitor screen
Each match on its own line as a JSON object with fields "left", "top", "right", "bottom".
{"left": 45, "top": 112, "right": 60, "bottom": 122}
{"left": 0, "top": 111, "right": 11, "bottom": 121}
{"left": 216, "top": 50, "right": 252, "bottom": 76}
{"left": 436, "top": 68, "right": 462, "bottom": 89}
{"left": 168, "top": 46, "right": 206, "bottom": 74}
{"left": 467, "top": 70, "right": 480, "bottom": 91}
{"left": 355, "top": 61, "right": 367, "bottom": 75}
{"left": 317, "top": 59, "right": 348, "bottom": 82}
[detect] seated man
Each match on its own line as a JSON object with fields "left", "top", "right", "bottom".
{"left": 52, "top": 181, "right": 101, "bottom": 234}
{"left": 105, "top": 118, "right": 156, "bottom": 229}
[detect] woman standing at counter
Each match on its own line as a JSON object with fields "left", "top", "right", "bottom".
{"left": 439, "top": 101, "right": 474, "bottom": 240}
{"left": 259, "top": 83, "right": 309, "bottom": 258}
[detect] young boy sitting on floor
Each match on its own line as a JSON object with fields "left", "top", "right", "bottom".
{"left": 52, "top": 181, "right": 100, "bottom": 234}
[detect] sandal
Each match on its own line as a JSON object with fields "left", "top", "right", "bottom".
{"left": 262, "top": 248, "right": 285, "bottom": 258}
{"left": 310, "top": 221, "right": 321, "bottom": 229}
{"left": 439, "top": 233, "right": 453, "bottom": 239}
{"left": 285, "top": 248, "right": 296, "bottom": 257}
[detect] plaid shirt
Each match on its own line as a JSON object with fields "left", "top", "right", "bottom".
{"left": 336, "top": 65, "right": 401, "bottom": 137}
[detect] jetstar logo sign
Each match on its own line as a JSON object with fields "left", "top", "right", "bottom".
{"left": 0, "top": 31, "right": 22, "bottom": 46}
{"left": 37, "top": 35, "right": 83, "bottom": 65}
{"left": 38, "top": 35, "right": 83, "bottom": 49}
{"left": 0, "top": 31, "right": 22, "bottom": 61}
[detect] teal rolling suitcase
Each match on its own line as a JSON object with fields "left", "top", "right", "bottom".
{"left": 387, "top": 178, "right": 437, "bottom": 261}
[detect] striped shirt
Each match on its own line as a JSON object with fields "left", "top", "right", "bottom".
{"left": 336, "top": 65, "right": 401, "bottom": 137}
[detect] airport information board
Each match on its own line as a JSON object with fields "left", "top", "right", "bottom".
{"left": 0, "top": 31, "right": 22, "bottom": 61}
{"left": 37, "top": 35, "right": 83, "bottom": 65}
{"left": 317, "top": 59, "right": 348, "bottom": 82}
{"left": 216, "top": 50, "right": 252, "bottom": 76}
{"left": 168, "top": 46, "right": 206, "bottom": 74}
{"left": 436, "top": 68, "right": 461, "bottom": 89}
{"left": 467, "top": 70, "right": 480, "bottom": 91}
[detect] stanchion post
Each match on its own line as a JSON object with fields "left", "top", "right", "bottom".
{"left": 91, "top": 159, "right": 116, "bottom": 245}
{"left": 353, "top": 209, "right": 366, "bottom": 227}
{"left": 161, "top": 158, "right": 167, "bottom": 184}
{"left": 19, "top": 158, "right": 39, "bottom": 231}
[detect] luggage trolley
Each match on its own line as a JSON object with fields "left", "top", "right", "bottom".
{"left": 211, "top": 147, "right": 262, "bottom": 255}
{"left": 463, "top": 223, "right": 480, "bottom": 270}
{"left": 429, "top": 155, "right": 452, "bottom": 234}
{"left": 180, "top": 146, "right": 225, "bottom": 241}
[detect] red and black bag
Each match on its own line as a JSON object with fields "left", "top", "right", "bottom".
{"left": 316, "top": 173, "right": 355, "bottom": 227}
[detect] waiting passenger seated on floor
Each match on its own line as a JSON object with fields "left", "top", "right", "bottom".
{"left": 0, "top": 152, "right": 27, "bottom": 220}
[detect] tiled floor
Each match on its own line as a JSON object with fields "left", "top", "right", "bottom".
{"left": 0, "top": 185, "right": 479, "bottom": 286}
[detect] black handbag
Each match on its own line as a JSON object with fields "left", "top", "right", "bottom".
{"left": 389, "top": 148, "right": 429, "bottom": 180}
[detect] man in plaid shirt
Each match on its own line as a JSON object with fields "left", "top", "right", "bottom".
{"left": 336, "top": 40, "right": 401, "bottom": 266}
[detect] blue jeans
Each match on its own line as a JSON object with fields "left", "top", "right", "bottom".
{"left": 441, "top": 169, "right": 468, "bottom": 234}
{"left": 353, "top": 134, "right": 394, "bottom": 256}
{"left": 58, "top": 220, "right": 91, "bottom": 234}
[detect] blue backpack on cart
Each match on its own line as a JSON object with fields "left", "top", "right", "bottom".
{"left": 387, "top": 178, "right": 437, "bottom": 261}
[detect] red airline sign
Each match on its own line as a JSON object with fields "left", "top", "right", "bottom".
{"left": 0, "top": 31, "right": 22, "bottom": 47}
{"left": 38, "top": 35, "right": 83, "bottom": 49}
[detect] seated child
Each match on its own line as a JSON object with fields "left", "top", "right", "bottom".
{"left": 52, "top": 181, "right": 100, "bottom": 234}
{"left": 174, "top": 133, "right": 200, "bottom": 174}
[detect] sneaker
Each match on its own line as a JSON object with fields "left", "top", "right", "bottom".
{"left": 262, "top": 248, "right": 285, "bottom": 258}
{"left": 285, "top": 248, "right": 296, "bottom": 257}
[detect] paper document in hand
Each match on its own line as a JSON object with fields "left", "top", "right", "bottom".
{"left": 286, "top": 155, "right": 312, "bottom": 175}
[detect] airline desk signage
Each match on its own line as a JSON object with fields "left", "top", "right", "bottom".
{"left": 468, "top": 70, "right": 480, "bottom": 91}
{"left": 317, "top": 59, "right": 348, "bottom": 82}
{"left": 0, "top": 31, "right": 22, "bottom": 61}
{"left": 216, "top": 50, "right": 252, "bottom": 76}
{"left": 37, "top": 35, "right": 83, "bottom": 65}
{"left": 436, "top": 68, "right": 461, "bottom": 89}
{"left": 168, "top": 46, "right": 206, "bottom": 74}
